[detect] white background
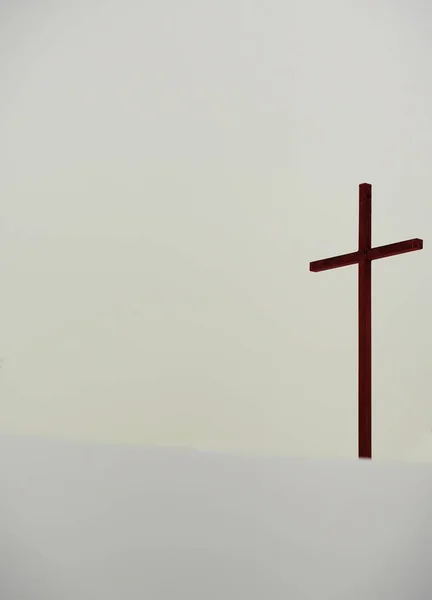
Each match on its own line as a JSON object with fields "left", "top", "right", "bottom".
{"left": 1, "top": 1, "right": 431, "bottom": 459}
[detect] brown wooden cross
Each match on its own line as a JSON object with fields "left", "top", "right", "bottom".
{"left": 309, "top": 183, "right": 423, "bottom": 459}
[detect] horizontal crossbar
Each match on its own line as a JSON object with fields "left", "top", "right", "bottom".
{"left": 367, "top": 238, "right": 423, "bottom": 261}
{"left": 309, "top": 238, "right": 423, "bottom": 273}
{"left": 309, "top": 251, "right": 359, "bottom": 272}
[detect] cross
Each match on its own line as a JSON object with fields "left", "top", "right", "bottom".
{"left": 309, "top": 183, "right": 423, "bottom": 460}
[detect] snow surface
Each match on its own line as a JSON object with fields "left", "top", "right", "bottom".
{"left": 0, "top": 434, "right": 431, "bottom": 599}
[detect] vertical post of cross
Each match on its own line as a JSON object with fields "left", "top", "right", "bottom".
{"left": 358, "top": 183, "right": 372, "bottom": 459}
{"left": 309, "top": 183, "right": 422, "bottom": 459}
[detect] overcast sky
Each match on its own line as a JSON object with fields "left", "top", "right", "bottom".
{"left": 0, "top": 0, "right": 431, "bottom": 460}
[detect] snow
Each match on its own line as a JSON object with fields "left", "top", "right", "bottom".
{"left": 0, "top": 434, "right": 431, "bottom": 599}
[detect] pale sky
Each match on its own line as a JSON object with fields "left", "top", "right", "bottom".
{"left": 0, "top": 0, "right": 431, "bottom": 460}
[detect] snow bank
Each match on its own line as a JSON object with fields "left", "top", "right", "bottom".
{"left": 0, "top": 434, "right": 431, "bottom": 599}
